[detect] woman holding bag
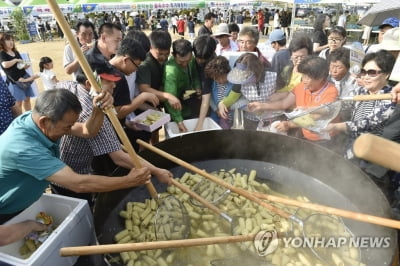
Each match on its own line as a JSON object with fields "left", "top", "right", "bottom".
{"left": 0, "top": 33, "right": 39, "bottom": 111}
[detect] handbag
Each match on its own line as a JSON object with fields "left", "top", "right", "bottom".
{"left": 8, "top": 72, "right": 33, "bottom": 90}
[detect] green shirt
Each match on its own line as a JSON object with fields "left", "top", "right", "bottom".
{"left": 163, "top": 56, "right": 200, "bottom": 122}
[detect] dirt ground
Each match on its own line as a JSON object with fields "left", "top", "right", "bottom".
{"left": 19, "top": 38, "right": 70, "bottom": 94}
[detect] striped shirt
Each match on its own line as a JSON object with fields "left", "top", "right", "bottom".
{"left": 57, "top": 81, "right": 121, "bottom": 174}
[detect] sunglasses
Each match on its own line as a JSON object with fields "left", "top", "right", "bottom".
{"left": 360, "top": 69, "right": 383, "bottom": 77}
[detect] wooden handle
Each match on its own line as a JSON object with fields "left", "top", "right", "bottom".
{"left": 47, "top": 0, "right": 158, "bottom": 199}
{"left": 351, "top": 93, "right": 392, "bottom": 101}
{"left": 60, "top": 234, "right": 256, "bottom": 256}
{"left": 353, "top": 133, "right": 400, "bottom": 173}
{"left": 253, "top": 191, "right": 400, "bottom": 230}
{"left": 137, "top": 140, "right": 293, "bottom": 220}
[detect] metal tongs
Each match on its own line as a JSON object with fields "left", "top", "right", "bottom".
{"left": 232, "top": 107, "right": 244, "bottom": 129}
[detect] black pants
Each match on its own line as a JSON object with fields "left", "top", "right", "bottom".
{"left": 50, "top": 184, "right": 95, "bottom": 209}
{"left": 0, "top": 211, "right": 22, "bottom": 224}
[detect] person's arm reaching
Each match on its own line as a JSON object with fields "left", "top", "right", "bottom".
{"left": 163, "top": 65, "right": 186, "bottom": 130}
{"left": 116, "top": 92, "right": 159, "bottom": 120}
{"left": 248, "top": 92, "right": 296, "bottom": 113}
{"left": 64, "top": 44, "right": 91, "bottom": 75}
{"left": 47, "top": 165, "right": 152, "bottom": 193}
{"left": 99, "top": 150, "right": 173, "bottom": 185}
{"left": 70, "top": 91, "right": 113, "bottom": 138}
{"left": 391, "top": 83, "right": 400, "bottom": 103}
{"left": 139, "top": 83, "right": 181, "bottom": 109}
{"left": 194, "top": 93, "right": 211, "bottom": 131}
{"left": 0, "top": 221, "right": 48, "bottom": 246}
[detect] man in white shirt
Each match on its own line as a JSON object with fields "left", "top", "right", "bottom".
{"left": 337, "top": 10, "right": 349, "bottom": 28}
{"left": 63, "top": 20, "right": 95, "bottom": 80}
{"left": 273, "top": 10, "right": 280, "bottom": 29}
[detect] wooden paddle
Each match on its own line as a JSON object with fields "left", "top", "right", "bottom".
{"left": 137, "top": 139, "right": 400, "bottom": 230}
{"left": 252, "top": 191, "right": 400, "bottom": 230}
{"left": 60, "top": 234, "right": 256, "bottom": 256}
{"left": 353, "top": 133, "right": 400, "bottom": 173}
{"left": 46, "top": 0, "right": 158, "bottom": 199}
{"left": 340, "top": 93, "right": 392, "bottom": 101}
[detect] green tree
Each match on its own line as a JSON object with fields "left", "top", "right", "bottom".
{"left": 11, "top": 8, "right": 30, "bottom": 41}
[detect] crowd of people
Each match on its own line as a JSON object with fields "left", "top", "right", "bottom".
{"left": 1, "top": 10, "right": 400, "bottom": 248}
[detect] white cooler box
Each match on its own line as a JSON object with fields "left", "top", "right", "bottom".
{"left": 165, "top": 117, "right": 222, "bottom": 139}
{"left": 0, "top": 194, "right": 95, "bottom": 266}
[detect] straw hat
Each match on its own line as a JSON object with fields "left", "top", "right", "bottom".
{"left": 380, "top": 27, "right": 400, "bottom": 51}
{"left": 213, "top": 23, "right": 231, "bottom": 37}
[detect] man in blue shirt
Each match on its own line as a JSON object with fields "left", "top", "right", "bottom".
{"left": 0, "top": 89, "right": 151, "bottom": 222}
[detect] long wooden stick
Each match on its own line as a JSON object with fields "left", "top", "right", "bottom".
{"left": 137, "top": 140, "right": 400, "bottom": 230}
{"left": 47, "top": 0, "right": 157, "bottom": 198}
{"left": 341, "top": 93, "right": 392, "bottom": 101}
{"left": 60, "top": 234, "right": 256, "bottom": 256}
{"left": 252, "top": 191, "right": 400, "bottom": 230}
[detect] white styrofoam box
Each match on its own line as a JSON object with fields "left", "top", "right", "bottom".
{"left": 165, "top": 117, "right": 222, "bottom": 139}
{"left": 0, "top": 194, "right": 95, "bottom": 266}
{"left": 132, "top": 109, "right": 171, "bottom": 132}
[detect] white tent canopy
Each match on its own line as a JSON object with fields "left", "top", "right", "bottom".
{"left": 358, "top": 0, "right": 400, "bottom": 26}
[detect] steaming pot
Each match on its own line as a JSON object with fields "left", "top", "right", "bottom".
{"left": 94, "top": 130, "right": 398, "bottom": 265}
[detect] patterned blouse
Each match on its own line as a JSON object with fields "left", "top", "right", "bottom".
{"left": 58, "top": 81, "right": 121, "bottom": 174}
{"left": 240, "top": 71, "right": 277, "bottom": 121}
{"left": 0, "top": 78, "right": 16, "bottom": 135}
{"left": 345, "top": 85, "right": 395, "bottom": 159}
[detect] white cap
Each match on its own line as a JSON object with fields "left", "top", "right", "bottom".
{"left": 380, "top": 27, "right": 400, "bottom": 51}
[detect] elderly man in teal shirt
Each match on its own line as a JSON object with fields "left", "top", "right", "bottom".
{"left": 0, "top": 89, "right": 153, "bottom": 244}
{"left": 163, "top": 39, "right": 201, "bottom": 132}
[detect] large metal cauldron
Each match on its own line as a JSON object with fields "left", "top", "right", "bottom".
{"left": 94, "top": 130, "right": 397, "bottom": 265}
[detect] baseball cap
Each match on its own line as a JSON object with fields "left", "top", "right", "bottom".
{"left": 268, "top": 29, "right": 286, "bottom": 43}
{"left": 92, "top": 62, "right": 121, "bottom": 82}
{"left": 99, "top": 72, "right": 121, "bottom": 82}
{"left": 379, "top": 17, "right": 399, "bottom": 29}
